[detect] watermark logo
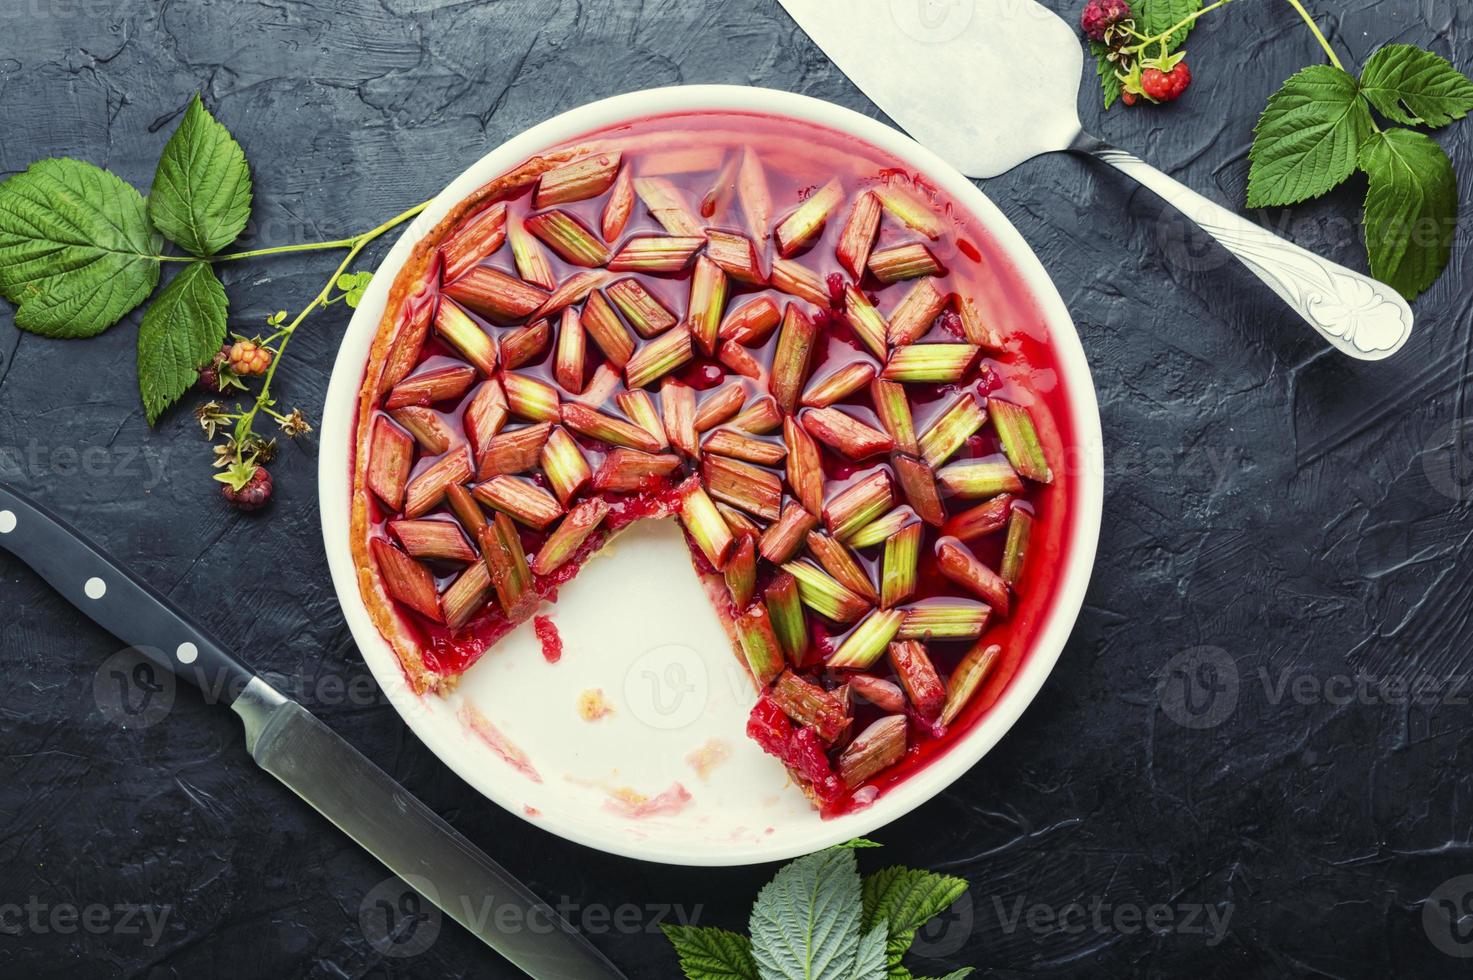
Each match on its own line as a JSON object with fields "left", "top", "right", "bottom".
{"left": 1158, "top": 645, "right": 1238, "bottom": 729}
{"left": 910, "top": 889, "right": 974, "bottom": 958}
{"left": 624, "top": 644, "right": 709, "bottom": 730}
{"left": 889, "top": 0, "right": 974, "bottom": 43}
{"left": 1423, "top": 419, "right": 1473, "bottom": 504}
{"left": 1424, "top": 875, "right": 1473, "bottom": 958}
{"left": 92, "top": 648, "right": 176, "bottom": 729}
{"left": 360, "top": 875, "right": 441, "bottom": 958}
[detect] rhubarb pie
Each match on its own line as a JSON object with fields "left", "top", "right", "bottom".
{"left": 349, "top": 112, "right": 1077, "bottom": 813}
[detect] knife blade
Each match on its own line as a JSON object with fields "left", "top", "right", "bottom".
{"left": 0, "top": 483, "right": 626, "bottom": 980}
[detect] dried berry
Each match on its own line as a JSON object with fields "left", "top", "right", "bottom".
{"left": 217, "top": 462, "right": 272, "bottom": 512}
{"left": 1080, "top": 0, "right": 1131, "bottom": 41}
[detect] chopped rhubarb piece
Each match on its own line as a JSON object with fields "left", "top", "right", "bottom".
{"left": 869, "top": 379, "right": 919, "bottom": 455}
{"left": 535, "top": 151, "right": 622, "bottom": 208}
{"left": 848, "top": 674, "right": 906, "bottom": 713}
{"left": 661, "top": 379, "right": 699, "bottom": 456}
{"left": 464, "top": 384, "right": 510, "bottom": 461}
{"left": 702, "top": 455, "right": 782, "bottom": 521}
{"left": 442, "top": 562, "right": 492, "bottom": 630}
{"left": 842, "top": 285, "right": 890, "bottom": 361}
{"left": 847, "top": 505, "right": 921, "bottom": 550}
{"left": 687, "top": 255, "right": 728, "bottom": 355}
{"left": 801, "top": 407, "right": 894, "bottom": 460}
{"left": 887, "top": 278, "right": 948, "bottom": 346}
{"left": 957, "top": 295, "right": 1004, "bottom": 349}
{"left": 838, "top": 715, "right": 907, "bottom": 787}
{"left": 592, "top": 449, "right": 682, "bottom": 492}
{"left": 531, "top": 497, "right": 611, "bottom": 576}
{"left": 868, "top": 242, "right": 944, "bottom": 283}
{"left": 1000, "top": 507, "right": 1033, "bottom": 585}
{"left": 446, "top": 483, "right": 488, "bottom": 539}
{"left": 531, "top": 269, "right": 612, "bottom": 319}
{"left": 989, "top": 399, "right": 1053, "bottom": 483}
{"left": 579, "top": 290, "right": 635, "bottom": 369}
{"left": 737, "top": 147, "right": 771, "bottom": 241}
{"left": 940, "top": 642, "right": 1002, "bottom": 726}
{"left": 772, "top": 670, "right": 849, "bottom": 742}
{"left": 501, "top": 319, "right": 551, "bottom": 370}
{"left": 562, "top": 402, "right": 662, "bottom": 452}
{"left": 836, "top": 191, "right": 881, "bottom": 280}
{"left": 624, "top": 325, "right": 694, "bottom": 390}
{"left": 725, "top": 536, "right": 757, "bottom": 608}
{"left": 704, "top": 230, "right": 765, "bottom": 284}
{"left": 828, "top": 608, "right": 906, "bottom": 669}
{"left": 873, "top": 180, "right": 943, "bottom": 239}
{"left": 942, "top": 493, "right": 1015, "bottom": 542}
{"left": 765, "top": 572, "right": 808, "bottom": 665}
{"left": 601, "top": 165, "right": 634, "bottom": 241}
{"left": 502, "top": 373, "right": 561, "bottom": 422}
{"left": 472, "top": 475, "right": 564, "bottom": 530}
{"left": 379, "top": 283, "right": 436, "bottom": 396}
{"left": 434, "top": 299, "right": 498, "bottom": 376}
{"left": 718, "top": 339, "right": 764, "bottom": 380}
{"left": 882, "top": 343, "right": 979, "bottom": 383}
{"left": 936, "top": 456, "right": 1023, "bottom": 499}
{"left": 935, "top": 537, "right": 1010, "bottom": 615}
{"left": 606, "top": 278, "right": 677, "bottom": 337}
{"left": 476, "top": 422, "right": 552, "bottom": 478}
{"left": 507, "top": 212, "right": 556, "bottom": 290}
{"left": 371, "top": 538, "right": 443, "bottom": 623}
{"left": 719, "top": 296, "right": 782, "bottom": 345}
{"left": 801, "top": 361, "right": 877, "bottom": 409}
{"left": 390, "top": 518, "right": 478, "bottom": 563}
{"left": 770, "top": 304, "right": 818, "bottom": 415}
{"left": 444, "top": 266, "right": 548, "bottom": 323}
{"left": 729, "top": 395, "right": 782, "bottom": 434}
{"left": 554, "top": 308, "right": 586, "bottom": 394}
{"left": 403, "top": 448, "right": 473, "bottom": 519}
{"left": 783, "top": 416, "right": 825, "bottom": 516}
{"left": 479, "top": 512, "right": 534, "bottom": 619}
{"left": 759, "top": 502, "right": 819, "bottom": 564}
{"left": 633, "top": 176, "right": 702, "bottom": 236}
{"left": 781, "top": 560, "right": 871, "bottom": 624}
{"left": 704, "top": 428, "right": 786, "bottom": 466}
{"left": 735, "top": 603, "right": 785, "bottom": 687}
{"left": 679, "top": 480, "right": 736, "bottom": 570}
{"left": 540, "top": 427, "right": 592, "bottom": 504}
{"left": 615, "top": 389, "right": 668, "bottom": 449}
{"left": 880, "top": 523, "right": 922, "bottom": 607}
{"left": 700, "top": 152, "right": 740, "bottom": 218}
{"left": 769, "top": 257, "right": 829, "bottom": 307}
{"left": 805, "top": 531, "right": 880, "bottom": 604}
{"left": 716, "top": 502, "right": 764, "bottom": 538}
{"left": 440, "top": 202, "right": 507, "bottom": 283}
{"left": 367, "top": 417, "right": 414, "bottom": 510}
{"left": 888, "top": 640, "right": 945, "bottom": 721}
{"left": 524, "top": 210, "right": 611, "bottom": 267}
{"left": 774, "top": 178, "right": 843, "bottom": 256}
{"left": 693, "top": 382, "right": 747, "bottom": 433}
{"left": 824, "top": 469, "right": 893, "bottom": 541}
{"left": 389, "top": 406, "right": 453, "bottom": 455}
{"left": 606, "top": 235, "right": 705, "bottom": 273}
{"left": 384, "top": 363, "right": 476, "bottom": 410}
{"left": 891, "top": 454, "right": 945, "bottom": 526}
{"left": 918, "top": 391, "right": 987, "bottom": 467}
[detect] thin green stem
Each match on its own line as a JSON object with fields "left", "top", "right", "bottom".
{"left": 1125, "top": 0, "right": 1236, "bottom": 53}
{"left": 1282, "top": 0, "right": 1344, "bottom": 70}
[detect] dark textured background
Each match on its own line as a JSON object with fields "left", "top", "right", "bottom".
{"left": 2, "top": 0, "right": 1471, "bottom": 977}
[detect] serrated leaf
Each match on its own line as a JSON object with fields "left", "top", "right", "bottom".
{"left": 1137, "top": 0, "right": 1201, "bottom": 50}
{"left": 137, "top": 261, "right": 227, "bottom": 424}
{"left": 1247, "top": 65, "right": 1373, "bottom": 207}
{"left": 663, "top": 925, "right": 761, "bottom": 980}
{"left": 149, "top": 95, "right": 253, "bottom": 257}
{"left": 750, "top": 848, "right": 863, "bottom": 980}
{"left": 1359, "top": 44, "right": 1473, "bottom": 128}
{"left": 1091, "top": 41, "right": 1123, "bottom": 110}
{"left": 838, "top": 838, "right": 884, "bottom": 849}
{"left": 1358, "top": 127, "right": 1456, "bottom": 300}
{"left": 337, "top": 270, "right": 373, "bottom": 308}
{"left": 0, "top": 158, "right": 162, "bottom": 337}
{"left": 861, "top": 866, "right": 970, "bottom": 975}
{"left": 853, "top": 924, "right": 889, "bottom": 980}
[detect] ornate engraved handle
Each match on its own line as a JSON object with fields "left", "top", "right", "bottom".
{"left": 1079, "top": 139, "right": 1412, "bottom": 360}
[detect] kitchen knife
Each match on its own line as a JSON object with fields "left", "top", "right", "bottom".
{"left": 777, "top": 0, "right": 1413, "bottom": 360}
{"left": 0, "top": 483, "right": 626, "bottom": 980}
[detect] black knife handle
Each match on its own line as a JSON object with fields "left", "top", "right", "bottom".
{"left": 0, "top": 483, "right": 257, "bottom": 705}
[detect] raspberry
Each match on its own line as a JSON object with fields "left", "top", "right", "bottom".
{"left": 1141, "top": 62, "right": 1192, "bottom": 102}
{"left": 1121, "top": 90, "right": 1139, "bottom": 107}
{"left": 228, "top": 340, "right": 273, "bottom": 376}
{"left": 825, "top": 272, "right": 845, "bottom": 308}
{"left": 1080, "top": 0, "right": 1131, "bottom": 41}
{"left": 220, "top": 465, "right": 273, "bottom": 512}
{"left": 196, "top": 344, "right": 231, "bottom": 392}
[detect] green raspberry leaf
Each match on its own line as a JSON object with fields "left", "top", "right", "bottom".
{"left": 0, "top": 158, "right": 162, "bottom": 337}
{"left": 1358, "top": 127, "right": 1457, "bottom": 300}
{"left": 1247, "top": 65, "right": 1373, "bottom": 207}
{"left": 149, "top": 95, "right": 253, "bottom": 257}
{"left": 137, "top": 261, "right": 227, "bottom": 424}
{"left": 861, "top": 866, "right": 970, "bottom": 976}
{"left": 1359, "top": 44, "right": 1473, "bottom": 128}
{"left": 1091, "top": 41, "right": 1123, "bottom": 110}
{"left": 750, "top": 847, "right": 865, "bottom": 980}
{"left": 662, "top": 925, "right": 760, "bottom": 980}
{"left": 853, "top": 923, "right": 889, "bottom": 980}
{"left": 1137, "top": 0, "right": 1202, "bottom": 50}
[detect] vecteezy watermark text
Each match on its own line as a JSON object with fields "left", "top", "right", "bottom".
{"left": 0, "top": 898, "right": 172, "bottom": 946}
{"left": 0, "top": 439, "right": 170, "bottom": 489}
{"left": 990, "top": 894, "right": 1233, "bottom": 947}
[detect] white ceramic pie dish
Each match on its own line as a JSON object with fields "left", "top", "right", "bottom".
{"left": 319, "top": 85, "right": 1103, "bottom": 866}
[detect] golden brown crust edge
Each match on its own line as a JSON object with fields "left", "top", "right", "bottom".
{"left": 347, "top": 147, "right": 584, "bottom": 696}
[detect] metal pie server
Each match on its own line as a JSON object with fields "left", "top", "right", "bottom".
{"left": 777, "top": 0, "right": 1413, "bottom": 360}
{"left": 0, "top": 483, "right": 625, "bottom": 980}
